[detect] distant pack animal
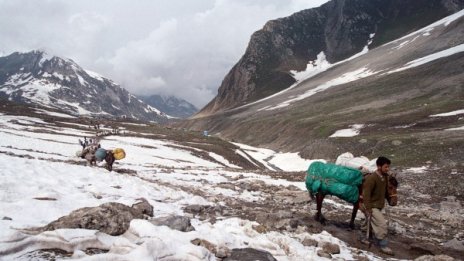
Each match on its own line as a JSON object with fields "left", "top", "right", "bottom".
{"left": 310, "top": 171, "right": 398, "bottom": 229}
{"left": 81, "top": 145, "right": 99, "bottom": 166}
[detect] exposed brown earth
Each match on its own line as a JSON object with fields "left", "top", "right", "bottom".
{"left": 1, "top": 103, "right": 463, "bottom": 260}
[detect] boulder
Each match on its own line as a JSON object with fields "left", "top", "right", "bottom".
{"left": 318, "top": 241, "right": 340, "bottom": 255}
{"left": 317, "top": 250, "right": 332, "bottom": 258}
{"left": 301, "top": 237, "right": 318, "bottom": 247}
{"left": 191, "top": 238, "right": 217, "bottom": 254}
{"left": 42, "top": 198, "right": 153, "bottom": 236}
{"left": 149, "top": 215, "right": 195, "bottom": 232}
{"left": 443, "top": 238, "right": 464, "bottom": 252}
{"left": 132, "top": 198, "right": 154, "bottom": 217}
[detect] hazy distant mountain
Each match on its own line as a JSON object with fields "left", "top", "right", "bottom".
{"left": 0, "top": 50, "right": 167, "bottom": 122}
{"left": 139, "top": 94, "right": 198, "bottom": 118}
{"left": 198, "top": 0, "right": 464, "bottom": 116}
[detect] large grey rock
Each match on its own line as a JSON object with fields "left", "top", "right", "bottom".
{"left": 149, "top": 215, "right": 195, "bottom": 232}
{"left": 317, "top": 249, "right": 332, "bottom": 258}
{"left": 318, "top": 241, "right": 340, "bottom": 254}
{"left": 301, "top": 237, "right": 318, "bottom": 247}
{"left": 224, "top": 248, "right": 277, "bottom": 261}
{"left": 191, "top": 238, "right": 230, "bottom": 258}
{"left": 132, "top": 198, "right": 154, "bottom": 217}
{"left": 443, "top": 238, "right": 464, "bottom": 252}
{"left": 41, "top": 198, "right": 153, "bottom": 236}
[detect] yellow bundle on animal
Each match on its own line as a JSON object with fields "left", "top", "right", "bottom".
{"left": 113, "top": 148, "right": 126, "bottom": 160}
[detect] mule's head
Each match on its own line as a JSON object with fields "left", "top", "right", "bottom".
{"left": 386, "top": 173, "right": 398, "bottom": 206}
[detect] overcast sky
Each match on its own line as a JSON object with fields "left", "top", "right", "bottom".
{"left": 0, "top": 0, "right": 329, "bottom": 108}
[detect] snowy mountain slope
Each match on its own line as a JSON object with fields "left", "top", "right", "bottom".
{"left": 198, "top": 0, "right": 464, "bottom": 115}
{"left": 0, "top": 51, "right": 166, "bottom": 122}
{"left": 1, "top": 108, "right": 463, "bottom": 260}
{"left": 180, "top": 10, "right": 464, "bottom": 168}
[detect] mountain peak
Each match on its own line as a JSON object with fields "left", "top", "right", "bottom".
{"left": 139, "top": 94, "right": 198, "bottom": 118}
{"left": 0, "top": 51, "right": 166, "bottom": 122}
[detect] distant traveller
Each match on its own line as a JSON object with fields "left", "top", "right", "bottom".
{"left": 95, "top": 147, "right": 125, "bottom": 171}
{"left": 101, "top": 148, "right": 115, "bottom": 171}
{"left": 362, "top": 156, "right": 395, "bottom": 255}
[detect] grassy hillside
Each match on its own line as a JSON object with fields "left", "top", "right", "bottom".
{"left": 180, "top": 52, "right": 464, "bottom": 170}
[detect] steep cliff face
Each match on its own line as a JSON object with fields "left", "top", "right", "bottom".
{"left": 180, "top": 9, "right": 464, "bottom": 167}
{"left": 198, "top": 0, "right": 464, "bottom": 116}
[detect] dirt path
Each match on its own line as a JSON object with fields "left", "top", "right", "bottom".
{"left": 156, "top": 168, "right": 464, "bottom": 260}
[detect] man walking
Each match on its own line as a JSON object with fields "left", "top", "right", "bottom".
{"left": 363, "top": 156, "right": 394, "bottom": 255}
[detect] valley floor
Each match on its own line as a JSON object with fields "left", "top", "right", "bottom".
{"left": 0, "top": 109, "right": 463, "bottom": 260}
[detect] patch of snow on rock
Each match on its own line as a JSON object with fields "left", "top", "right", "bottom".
{"left": 208, "top": 152, "right": 242, "bottom": 169}
{"left": 430, "top": 109, "right": 464, "bottom": 117}
{"left": 330, "top": 124, "right": 364, "bottom": 138}
{"left": 266, "top": 68, "right": 376, "bottom": 110}
{"left": 290, "top": 51, "right": 332, "bottom": 81}
{"left": 445, "top": 126, "right": 464, "bottom": 131}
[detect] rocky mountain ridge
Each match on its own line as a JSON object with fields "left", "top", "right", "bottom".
{"left": 198, "top": 0, "right": 464, "bottom": 116}
{"left": 139, "top": 94, "right": 198, "bottom": 118}
{"left": 180, "top": 9, "right": 464, "bottom": 170}
{"left": 0, "top": 50, "right": 166, "bottom": 122}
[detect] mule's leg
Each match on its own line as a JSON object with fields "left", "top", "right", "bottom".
{"left": 315, "top": 193, "right": 327, "bottom": 224}
{"left": 350, "top": 201, "right": 359, "bottom": 229}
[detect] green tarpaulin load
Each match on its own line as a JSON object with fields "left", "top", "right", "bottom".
{"left": 306, "top": 161, "right": 363, "bottom": 204}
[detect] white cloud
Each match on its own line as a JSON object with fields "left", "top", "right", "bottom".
{"left": 68, "top": 12, "right": 109, "bottom": 33}
{"left": 0, "top": 0, "right": 330, "bottom": 108}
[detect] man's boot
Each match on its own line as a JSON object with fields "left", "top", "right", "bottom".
{"left": 380, "top": 246, "right": 394, "bottom": 255}
{"left": 379, "top": 239, "right": 394, "bottom": 255}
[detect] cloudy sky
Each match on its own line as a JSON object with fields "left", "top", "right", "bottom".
{"left": 0, "top": 0, "right": 329, "bottom": 108}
